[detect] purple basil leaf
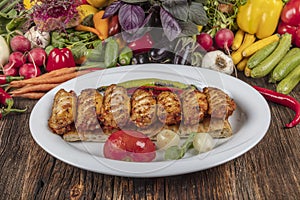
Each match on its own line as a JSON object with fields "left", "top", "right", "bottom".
{"left": 162, "top": 0, "right": 189, "bottom": 22}
{"left": 122, "top": 27, "right": 149, "bottom": 43}
{"left": 103, "top": 1, "right": 124, "bottom": 19}
{"left": 119, "top": 4, "right": 145, "bottom": 34}
{"left": 160, "top": 7, "right": 182, "bottom": 41}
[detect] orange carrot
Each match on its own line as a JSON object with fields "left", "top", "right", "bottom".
{"left": 10, "top": 83, "right": 60, "bottom": 95}
{"left": 10, "top": 70, "right": 90, "bottom": 88}
{"left": 75, "top": 24, "right": 102, "bottom": 39}
{"left": 10, "top": 67, "right": 78, "bottom": 88}
{"left": 11, "top": 92, "right": 45, "bottom": 99}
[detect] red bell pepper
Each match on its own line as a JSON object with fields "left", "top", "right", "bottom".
{"left": 277, "top": 0, "right": 300, "bottom": 47}
{"left": 46, "top": 48, "right": 76, "bottom": 72}
{"left": 128, "top": 33, "right": 153, "bottom": 54}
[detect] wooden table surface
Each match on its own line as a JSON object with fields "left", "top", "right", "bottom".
{"left": 0, "top": 72, "right": 299, "bottom": 200}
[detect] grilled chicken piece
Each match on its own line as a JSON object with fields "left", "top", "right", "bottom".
{"left": 131, "top": 89, "right": 157, "bottom": 128}
{"left": 157, "top": 91, "right": 181, "bottom": 125}
{"left": 100, "top": 84, "right": 131, "bottom": 130}
{"left": 203, "top": 87, "right": 236, "bottom": 119}
{"left": 75, "top": 89, "right": 103, "bottom": 132}
{"left": 181, "top": 88, "right": 208, "bottom": 125}
{"left": 48, "top": 89, "right": 77, "bottom": 135}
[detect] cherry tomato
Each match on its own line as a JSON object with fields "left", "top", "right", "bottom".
{"left": 103, "top": 130, "right": 156, "bottom": 162}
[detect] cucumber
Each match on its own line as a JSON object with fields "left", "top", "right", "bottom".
{"left": 247, "top": 40, "right": 279, "bottom": 69}
{"left": 276, "top": 65, "right": 300, "bottom": 94}
{"left": 251, "top": 33, "right": 292, "bottom": 78}
{"left": 270, "top": 47, "right": 300, "bottom": 83}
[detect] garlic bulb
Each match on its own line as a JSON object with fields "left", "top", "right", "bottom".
{"left": 201, "top": 50, "right": 234, "bottom": 75}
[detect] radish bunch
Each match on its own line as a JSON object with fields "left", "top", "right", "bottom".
{"left": 3, "top": 35, "right": 47, "bottom": 79}
{"left": 196, "top": 28, "right": 234, "bottom": 54}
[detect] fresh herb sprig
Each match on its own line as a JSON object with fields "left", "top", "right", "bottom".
{"left": 30, "top": 0, "right": 80, "bottom": 32}
{"left": 203, "top": 0, "right": 246, "bottom": 37}
{"left": 103, "top": 0, "right": 208, "bottom": 42}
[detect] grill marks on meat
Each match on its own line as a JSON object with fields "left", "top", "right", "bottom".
{"left": 100, "top": 84, "right": 131, "bottom": 130}
{"left": 48, "top": 84, "right": 236, "bottom": 139}
{"left": 181, "top": 88, "right": 208, "bottom": 125}
{"left": 48, "top": 89, "right": 77, "bottom": 135}
{"left": 203, "top": 87, "right": 236, "bottom": 119}
{"left": 75, "top": 89, "right": 103, "bottom": 132}
{"left": 157, "top": 91, "right": 181, "bottom": 125}
{"left": 130, "top": 89, "right": 157, "bottom": 128}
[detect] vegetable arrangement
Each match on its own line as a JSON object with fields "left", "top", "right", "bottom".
{"left": 0, "top": 0, "right": 299, "bottom": 162}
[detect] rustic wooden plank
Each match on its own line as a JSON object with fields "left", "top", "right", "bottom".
{"left": 0, "top": 72, "right": 299, "bottom": 200}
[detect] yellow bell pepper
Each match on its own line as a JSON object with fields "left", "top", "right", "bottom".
{"left": 237, "top": 0, "right": 283, "bottom": 39}
{"left": 87, "top": 0, "right": 115, "bottom": 8}
{"left": 76, "top": 4, "right": 99, "bottom": 23}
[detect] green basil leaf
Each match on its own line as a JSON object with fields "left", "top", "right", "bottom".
{"left": 162, "top": 0, "right": 189, "bottom": 22}
{"left": 178, "top": 21, "right": 198, "bottom": 37}
{"left": 188, "top": 2, "right": 208, "bottom": 26}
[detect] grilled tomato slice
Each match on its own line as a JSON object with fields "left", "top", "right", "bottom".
{"left": 103, "top": 130, "right": 156, "bottom": 162}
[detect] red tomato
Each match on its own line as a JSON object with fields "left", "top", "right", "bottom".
{"left": 103, "top": 130, "right": 156, "bottom": 162}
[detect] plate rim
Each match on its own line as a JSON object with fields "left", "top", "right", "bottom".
{"left": 29, "top": 64, "right": 271, "bottom": 178}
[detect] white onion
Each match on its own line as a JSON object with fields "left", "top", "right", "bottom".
{"left": 156, "top": 130, "right": 180, "bottom": 150}
{"left": 193, "top": 133, "right": 215, "bottom": 153}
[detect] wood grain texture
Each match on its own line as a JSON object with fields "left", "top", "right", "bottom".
{"left": 0, "top": 73, "right": 299, "bottom": 200}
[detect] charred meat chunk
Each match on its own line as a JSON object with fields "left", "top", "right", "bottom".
{"left": 75, "top": 89, "right": 103, "bottom": 132}
{"left": 131, "top": 88, "right": 157, "bottom": 128}
{"left": 157, "top": 91, "right": 181, "bottom": 125}
{"left": 203, "top": 87, "right": 236, "bottom": 119}
{"left": 100, "top": 84, "right": 131, "bottom": 129}
{"left": 181, "top": 88, "right": 208, "bottom": 125}
{"left": 48, "top": 89, "right": 77, "bottom": 135}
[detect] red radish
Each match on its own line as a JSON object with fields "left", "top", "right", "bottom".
{"left": 19, "top": 63, "right": 41, "bottom": 79}
{"left": 3, "top": 63, "right": 19, "bottom": 76}
{"left": 214, "top": 28, "right": 234, "bottom": 54}
{"left": 28, "top": 48, "right": 47, "bottom": 67}
{"left": 196, "top": 33, "right": 213, "bottom": 51}
{"left": 10, "top": 35, "right": 31, "bottom": 53}
{"left": 8, "top": 52, "right": 27, "bottom": 68}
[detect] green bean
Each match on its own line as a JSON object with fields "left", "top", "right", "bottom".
{"left": 0, "top": 0, "right": 10, "bottom": 11}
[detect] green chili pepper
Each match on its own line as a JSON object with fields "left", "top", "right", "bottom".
{"left": 118, "top": 46, "right": 133, "bottom": 66}
{"left": 104, "top": 38, "right": 119, "bottom": 68}
{"left": 97, "top": 78, "right": 194, "bottom": 92}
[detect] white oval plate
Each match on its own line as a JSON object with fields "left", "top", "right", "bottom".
{"left": 29, "top": 64, "right": 270, "bottom": 177}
